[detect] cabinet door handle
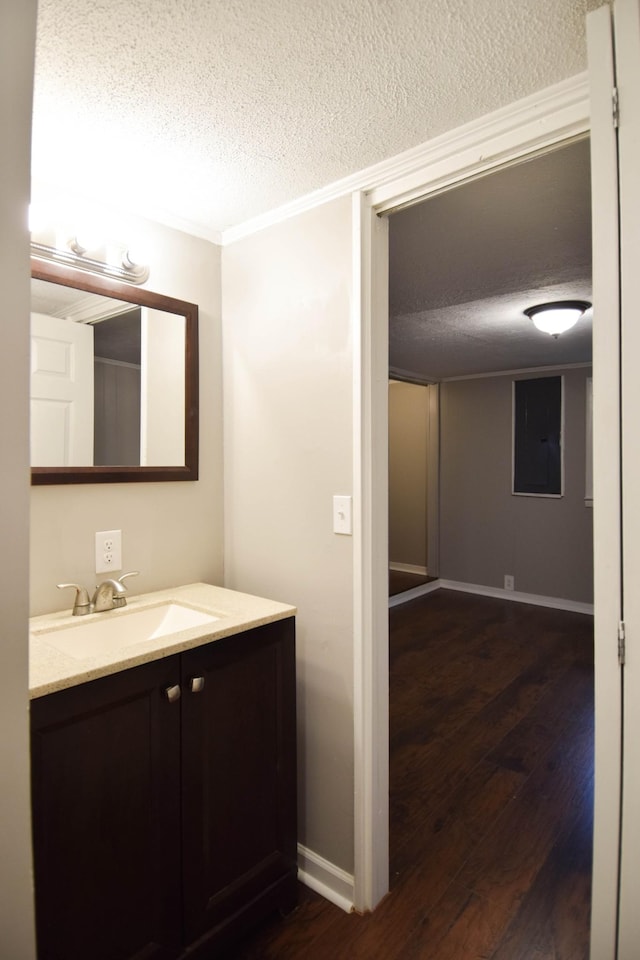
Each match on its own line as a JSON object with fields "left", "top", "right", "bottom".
{"left": 190, "top": 676, "right": 205, "bottom": 693}
{"left": 164, "top": 684, "right": 181, "bottom": 703}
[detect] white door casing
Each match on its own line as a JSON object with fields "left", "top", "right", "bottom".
{"left": 352, "top": 192, "right": 390, "bottom": 912}
{"left": 30, "top": 312, "right": 94, "bottom": 466}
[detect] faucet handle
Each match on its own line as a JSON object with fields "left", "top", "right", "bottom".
{"left": 57, "top": 583, "right": 91, "bottom": 616}
{"left": 117, "top": 571, "right": 139, "bottom": 587}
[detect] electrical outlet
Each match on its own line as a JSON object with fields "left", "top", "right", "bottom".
{"left": 96, "top": 530, "right": 122, "bottom": 574}
{"left": 504, "top": 574, "right": 515, "bottom": 591}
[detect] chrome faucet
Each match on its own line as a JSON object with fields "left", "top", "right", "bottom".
{"left": 57, "top": 571, "right": 139, "bottom": 616}
{"left": 92, "top": 577, "right": 128, "bottom": 612}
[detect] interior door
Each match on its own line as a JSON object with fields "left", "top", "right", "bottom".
{"left": 612, "top": 0, "right": 640, "bottom": 956}
{"left": 30, "top": 311, "right": 94, "bottom": 466}
{"left": 586, "top": 4, "right": 623, "bottom": 959}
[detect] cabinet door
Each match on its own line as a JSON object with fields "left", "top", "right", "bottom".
{"left": 181, "top": 619, "right": 297, "bottom": 948}
{"left": 31, "top": 657, "right": 183, "bottom": 960}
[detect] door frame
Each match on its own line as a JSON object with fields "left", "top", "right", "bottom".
{"left": 353, "top": 62, "right": 620, "bottom": 955}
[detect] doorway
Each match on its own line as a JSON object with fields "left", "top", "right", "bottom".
{"left": 387, "top": 138, "right": 593, "bottom": 607}
{"left": 350, "top": 59, "right": 624, "bottom": 925}
{"left": 383, "top": 139, "right": 594, "bottom": 952}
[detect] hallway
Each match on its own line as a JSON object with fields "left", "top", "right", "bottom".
{"left": 230, "top": 590, "right": 594, "bottom": 959}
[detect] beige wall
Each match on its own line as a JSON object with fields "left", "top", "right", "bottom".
{"left": 222, "top": 197, "right": 355, "bottom": 872}
{"left": 388, "top": 381, "right": 429, "bottom": 570}
{"left": 0, "top": 1, "right": 37, "bottom": 954}
{"left": 30, "top": 220, "right": 224, "bottom": 616}
{"left": 440, "top": 367, "right": 593, "bottom": 603}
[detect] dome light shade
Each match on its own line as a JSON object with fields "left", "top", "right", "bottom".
{"left": 524, "top": 300, "right": 591, "bottom": 338}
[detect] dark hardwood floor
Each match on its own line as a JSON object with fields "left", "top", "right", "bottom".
{"left": 389, "top": 569, "right": 437, "bottom": 596}
{"left": 227, "top": 590, "right": 594, "bottom": 959}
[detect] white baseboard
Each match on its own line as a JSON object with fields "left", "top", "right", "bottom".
{"left": 438, "top": 579, "right": 594, "bottom": 616}
{"left": 389, "top": 579, "right": 441, "bottom": 607}
{"left": 389, "top": 562, "right": 429, "bottom": 575}
{"left": 297, "top": 844, "right": 354, "bottom": 913}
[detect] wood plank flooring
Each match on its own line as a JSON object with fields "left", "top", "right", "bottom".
{"left": 389, "top": 569, "right": 437, "bottom": 596}
{"left": 226, "top": 589, "right": 594, "bottom": 959}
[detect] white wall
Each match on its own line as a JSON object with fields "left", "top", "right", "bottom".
{"left": 30, "top": 219, "right": 223, "bottom": 616}
{"left": 222, "top": 197, "right": 355, "bottom": 873}
{"left": 388, "top": 381, "right": 429, "bottom": 570}
{"left": 0, "top": 1, "right": 37, "bottom": 955}
{"left": 140, "top": 307, "right": 185, "bottom": 465}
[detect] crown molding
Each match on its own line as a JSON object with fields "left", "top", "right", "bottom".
{"left": 440, "top": 361, "right": 592, "bottom": 382}
{"left": 31, "top": 73, "right": 589, "bottom": 250}
{"left": 389, "top": 360, "right": 592, "bottom": 385}
{"left": 369, "top": 72, "right": 590, "bottom": 214}
{"left": 222, "top": 72, "right": 589, "bottom": 246}
{"left": 141, "top": 211, "right": 223, "bottom": 246}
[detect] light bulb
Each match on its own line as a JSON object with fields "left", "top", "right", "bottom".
{"left": 68, "top": 228, "right": 104, "bottom": 256}
{"left": 122, "top": 247, "right": 146, "bottom": 270}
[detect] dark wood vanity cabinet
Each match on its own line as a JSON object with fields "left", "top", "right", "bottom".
{"left": 30, "top": 617, "right": 297, "bottom": 960}
{"left": 180, "top": 620, "right": 298, "bottom": 951}
{"left": 31, "top": 653, "right": 182, "bottom": 960}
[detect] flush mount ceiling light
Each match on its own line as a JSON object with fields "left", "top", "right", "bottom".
{"left": 524, "top": 300, "right": 591, "bottom": 338}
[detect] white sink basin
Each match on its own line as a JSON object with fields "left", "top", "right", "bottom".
{"left": 34, "top": 602, "right": 220, "bottom": 660}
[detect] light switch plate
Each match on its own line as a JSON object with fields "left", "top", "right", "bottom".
{"left": 333, "top": 495, "right": 352, "bottom": 535}
{"left": 95, "top": 529, "right": 122, "bottom": 574}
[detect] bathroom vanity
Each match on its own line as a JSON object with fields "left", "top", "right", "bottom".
{"left": 29, "top": 584, "right": 297, "bottom": 960}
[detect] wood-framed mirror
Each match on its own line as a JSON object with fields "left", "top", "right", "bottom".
{"left": 30, "top": 259, "right": 199, "bottom": 484}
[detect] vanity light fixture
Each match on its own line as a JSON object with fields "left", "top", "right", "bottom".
{"left": 67, "top": 231, "right": 103, "bottom": 257}
{"left": 30, "top": 229, "right": 149, "bottom": 285}
{"left": 122, "top": 248, "right": 144, "bottom": 271}
{"left": 524, "top": 300, "right": 591, "bottom": 338}
{"left": 67, "top": 236, "right": 88, "bottom": 256}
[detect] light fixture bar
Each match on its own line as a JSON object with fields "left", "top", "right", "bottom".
{"left": 30, "top": 240, "right": 149, "bottom": 285}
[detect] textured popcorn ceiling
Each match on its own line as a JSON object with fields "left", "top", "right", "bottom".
{"left": 389, "top": 138, "right": 593, "bottom": 380}
{"left": 32, "top": 0, "right": 602, "bottom": 236}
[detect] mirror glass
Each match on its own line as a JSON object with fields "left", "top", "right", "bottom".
{"left": 31, "top": 261, "right": 198, "bottom": 484}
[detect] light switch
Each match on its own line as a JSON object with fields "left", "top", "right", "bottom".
{"left": 333, "top": 495, "right": 352, "bottom": 535}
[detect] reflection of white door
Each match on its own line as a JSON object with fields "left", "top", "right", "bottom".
{"left": 30, "top": 312, "right": 94, "bottom": 466}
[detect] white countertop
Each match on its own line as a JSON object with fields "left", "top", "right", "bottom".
{"left": 29, "top": 582, "right": 296, "bottom": 699}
